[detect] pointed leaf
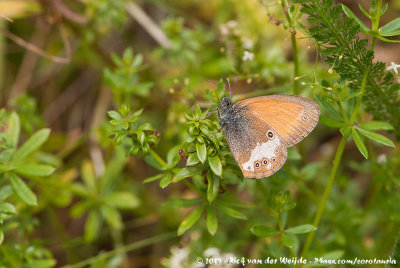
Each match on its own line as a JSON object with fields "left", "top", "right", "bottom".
{"left": 104, "top": 192, "right": 140, "bottom": 209}
{"left": 186, "top": 153, "right": 200, "bottom": 166}
{"left": 285, "top": 224, "right": 317, "bottom": 234}
{"left": 206, "top": 206, "right": 218, "bottom": 236}
{"left": 357, "top": 128, "right": 395, "bottom": 147}
{"left": 163, "top": 198, "right": 202, "bottom": 208}
{"left": 352, "top": 128, "right": 368, "bottom": 159}
{"left": 9, "top": 173, "right": 37, "bottom": 206}
{"left": 14, "top": 164, "right": 55, "bottom": 177}
{"left": 7, "top": 112, "right": 20, "bottom": 149}
{"left": 377, "top": 36, "right": 400, "bottom": 43}
{"left": 208, "top": 155, "right": 222, "bottom": 177}
{"left": 196, "top": 142, "right": 207, "bottom": 163}
{"left": 251, "top": 225, "right": 280, "bottom": 237}
{"left": 172, "top": 167, "right": 203, "bottom": 182}
{"left": 360, "top": 121, "right": 394, "bottom": 131}
{"left": 177, "top": 204, "right": 205, "bottom": 235}
{"left": 282, "top": 233, "right": 295, "bottom": 249}
{"left": 219, "top": 206, "right": 247, "bottom": 220}
{"left": 319, "top": 115, "right": 345, "bottom": 128}
{"left": 84, "top": 210, "right": 100, "bottom": 242}
{"left": 100, "top": 206, "right": 123, "bottom": 230}
{"left": 381, "top": 18, "right": 400, "bottom": 36}
{"left": 358, "top": 4, "right": 371, "bottom": 19}
{"left": 207, "top": 172, "right": 219, "bottom": 204}
{"left": 12, "top": 128, "right": 50, "bottom": 163}
{"left": 342, "top": 5, "right": 370, "bottom": 34}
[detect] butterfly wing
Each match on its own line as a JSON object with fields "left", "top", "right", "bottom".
{"left": 223, "top": 108, "right": 287, "bottom": 179}
{"left": 236, "top": 95, "right": 320, "bottom": 147}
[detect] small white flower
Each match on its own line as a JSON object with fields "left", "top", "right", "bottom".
{"left": 219, "top": 24, "right": 230, "bottom": 36}
{"left": 242, "top": 37, "right": 254, "bottom": 49}
{"left": 226, "top": 20, "right": 238, "bottom": 29}
{"left": 204, "top": 247, "right": 220, "bottom": 257}
{"left": 242, "top": 50, "right": 254, "bottom": 61}
{"left": 387, "top": 61, "right": 400, "bottom": 75}
{"left": 170, "top": 246, "right": 189, "bottom": 268}
{"left": 377, "top": 154, "right": 387, "bottom": 164}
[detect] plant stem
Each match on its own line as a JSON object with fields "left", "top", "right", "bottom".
{"left": 61, "top": 232, "right": 176, "bottom": 268}
{"left": 282, "top": 1, "right": 300, "bottom": 95}
{"left": 149, "top": 149, "right": 167, "bottom": 168}
{"left": 300, "top": 136, "right": 346, "bottom": 257}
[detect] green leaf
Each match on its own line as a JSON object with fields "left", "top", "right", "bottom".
{"left": 206, "top": 206, "right": 218, "bottom": 236}
{"left": 163, "top": 198, "right": 202, "bottom": 208}
{"left": 100, "top": 205, "right": 123, "bottom": 230}
{"left": 7, "top": 112, "right": 20, "bottom": 149}
{"left": 14, "top": 164, "right": 55, "bottom": 177}
{"left": 12, "top": 128, "right": 50, "bottom": 163}
{"left": 319, "top": 115, "right": 345, "bottom": 128}
{"left": 196, "top": 142, "right": 207, "bottom": 163}
{"left": 159, "top": 173, "right": 172, "bottom": 188}
{"left": 208, "top": 155, "right": 222, "bottom": 177}
{"left": 186, "top": 153, "right": 200, "bottom": 166}
{"left": 251, "top": 225, "right": 280, "bottom": 237}
{"left": 9, "top": 173, "right": 37, "bottom": 206}
{"left": 358, "top": 4, "right": 371, "bottom": 19}
{"left": 340, "top": 126, "right": 351, "bottom": 138}
{"left": 0, "top": 186, "right": 13, "bottom": 201}
{"left": 84, "top": 210, "right": 100, "bottom": 242}
{"left": 282, "top": 233, "right": 295, "bottom": 249}
{"left": 342, "top": 5, "right": 370, "bottom": 34}
{"left": 285, "top": 224, "right": 317, "bottom": 234}
{"left": 143, "top": 173, "right": 163, "bottom": 183}
{"left": 172, "top": 167, "right": 203, "bottom": 182}
{"left": 0, "top": 230, "right": 3, "bottom": 245}
{"left": 381, "top": 18, "right": 400, "bottom": 36}
{"left": 26, "top": 259, "right": 56, "bottom": 268}
{"left": 207, "top": 172, "right": 219, "bottom": 204}
{"left": 177, "top": 204, "right": 205, "bottom": 235}
{"left": 320, "top": 250, "right": 344, "bottom": 260}
{"left": 359, "top": 121, "right": 394, "bottom": 131}
{"left": 352, "top": 128, "right": 368, "bottom": 159}
{"left": 218, "top": 205, "right": 247, "bottom": 220}
{"left": 381, "top": 3, "right": 388, "bottom": 16}
{"left": 107, "top": 110, "right": 122, "bottom": 120}
{"left": 104, "top": 192, "right": 140, "bottom": 209}
{"left": 377, "top": 36, "right": 400, "bottom": 43}
{"left": 356, "top": 127, "right": 395, "bottom": 147}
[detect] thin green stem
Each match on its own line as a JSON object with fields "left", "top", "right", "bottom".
{"left": 61, "top": 232, "right": 176, "bottom": 268}
{"left": 282, "top": 1, "right": 300, "bottom": 95}
{"left": 149, "top": 149, "right": 167, "bottom": 168}
{"left": 300, "top": 136, "right": 346, "bottom": 258}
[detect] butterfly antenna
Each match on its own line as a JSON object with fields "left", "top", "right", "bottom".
{"left": 208, "top": 80, "right": 219, "bottom": 88}
{"left": 226, "top": 78, "right": 232, "bottom": 99}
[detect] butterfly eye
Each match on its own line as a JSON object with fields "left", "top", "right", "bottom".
{"left": 274, "top": 148, "right": 279, "bottom": 154}
{"left": 254, "top": 161, "right": 260, "bottom": 168}
{"left": 302, "top": 115, "right": 309, "bottom": 121}
{"left": 262, "top": 159, "right": 268, "bottom": 165}
{"left": 272, "top": 157, "right": 276, "bottom": 162}
{"left": 267, "top": 130, "right": 274, "bottom": 139}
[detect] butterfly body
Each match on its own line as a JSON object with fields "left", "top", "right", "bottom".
{"left": 218, "top": 95, "right": 320, "bottom": 179}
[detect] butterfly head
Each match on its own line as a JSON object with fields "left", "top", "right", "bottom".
{"left": 218, "top": 96, "right": 234, "bottom": 128}
{"left": 220, "top": 96, "right": 232, "bottom": 109}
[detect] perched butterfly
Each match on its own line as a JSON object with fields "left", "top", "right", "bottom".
{"left": 218, "top": 94, "right": 320, "bottom": 179}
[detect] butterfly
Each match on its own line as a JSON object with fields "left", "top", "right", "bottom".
{"left": 218, "top": 94, "right": 320, "bottom": 179}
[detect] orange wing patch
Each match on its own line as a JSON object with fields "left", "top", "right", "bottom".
{"left": 237, "top": 95, "right": 320, "bottom": 147}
